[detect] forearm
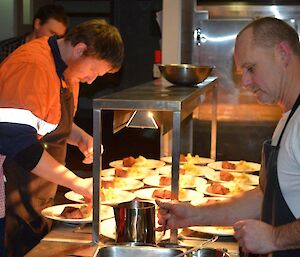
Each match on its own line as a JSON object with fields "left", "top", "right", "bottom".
{"left": 193, "top": 187, "right": 263, "bottom": 226}
{"left": 31, "top": 150, "right": 85, "bottom": 194}
{"left": 67, "top": 122, "right": 87, "bottom": 146}
{"left": 273, "top": 220, "right": 300, "bottom": 251}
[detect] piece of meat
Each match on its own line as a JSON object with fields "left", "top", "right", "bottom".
{"left": 207, "top": 183, "right": 230, "bottom": 195}
{"left": 179, "top": 168, "right": 186, "bottom": 175}
{"left": 152, "top": 189, "right": 171, "bottom": 199}
{"left": 100, "top": 191, "right": 106, "bottom": 201}
{"left": 101, "top": 180, "right": 115, "bottom": 189}
{"left": 115, "top": 168, "right": 128, "bottom": 177}
{"left": 159, "top": 176, "right": 171, "bottom": 186}
{"left": 122, "top": 156, "right": 136, "bottom": 167}
{"left": 180, "top": 154, "right": 187, "bottom": 162}
{"left": 220, "top": 170, "right": 234, "bottom": 181}
{"left": 221, "top": 161, "right": 236, "bottom": 170}
{"left": 60, "top": 206, "right": 83, "bottom": 219}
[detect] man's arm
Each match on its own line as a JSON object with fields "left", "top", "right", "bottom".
{"left": 157, "top": 186, "right": 263, "bottom": 230}
{"left": 31, "top": 149, "right": 92, "bottom": 199}
{"left": 67, "top": 122, "right": 93, "bottom": 164}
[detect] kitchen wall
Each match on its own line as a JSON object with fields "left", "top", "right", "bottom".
{"left": 0, "top": 0, "right": 15, "bottom": 40}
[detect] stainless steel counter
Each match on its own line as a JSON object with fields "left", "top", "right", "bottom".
{"left": 25, "top": 223, "right": 239, "bottom": 257}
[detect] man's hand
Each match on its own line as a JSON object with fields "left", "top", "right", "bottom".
{"left": 156, "top": 200, "right": 198, "bottom": 230}
{"left": 233, "top": 219, "right": 277, "bottom": 254}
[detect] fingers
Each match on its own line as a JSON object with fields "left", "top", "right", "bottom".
{"left": 82, "top": 146, "right": 93, "bottom": 164}
{"left": 82, "top": 145, "right": 104, "bottom": 164}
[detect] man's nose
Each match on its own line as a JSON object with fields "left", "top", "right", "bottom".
{"left": 242, "top": 73, "right": 253, "bottom": 89}
{"left": 86, "top": 74, "right": 98, "bottom": 84}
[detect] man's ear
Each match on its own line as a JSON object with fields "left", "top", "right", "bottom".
{"left": 277, "top": 41, "right": 291, "bottom": 67}
{"left": 73, "top": 42, "right": 87, "bottom": 58}
{"left": 33, "top": 18, "right": 41, "bottom": 30}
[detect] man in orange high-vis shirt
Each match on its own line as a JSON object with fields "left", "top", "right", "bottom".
{"left": 0, "top": 19, "right": 124, "bottom": 257}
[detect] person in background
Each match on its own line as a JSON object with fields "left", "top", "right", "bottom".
{"left": 0, "top": 4, "right": 68, "bottom": 257}
{"left": 0, "top": 18, "right": 124, "bottom": 257}
{"left": 0, "top": 4, "right": 68, "bottom": 62}
{"left": 157, "top": 17, "right": 300, "bottom": 257}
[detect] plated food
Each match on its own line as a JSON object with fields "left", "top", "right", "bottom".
{"left": 208, "top": 160, "right": 261, "bottom": 173}
{"left": 100, "top": 217, "right": 182, "bottom": 241}
{"left": 134, "top": 187, "right": 204, "bottom": 202}
{"left": 109, "top": 156, "right": 165, "bottom": 169}
{"left": 41, "top": 204, "right": 114, "bottom": 224}
{"left": 156, "top": 164, "right": 214, "bottom": 177}
{"left": 143, "top": 175, "right": 207, "bottom": 189}
{"left": 161, "top": 154, "right": 214, "bottom": 165}
{"left": 190, "top": 196, "right": 227, "bottom": 206}
{"left": 101, "top": 177, "right": 144, "bottom": 191}
{"left": 101, "top": 167, "right": 158, "bottom": 180}
{"left": 197, "top": 182, "right": 256, "bottom": 197}
{"left": 188, "top": 225, "right": 234, "bottom": 236}
{"left": 65, "top": 188, "right": 136, "bottom": 205}
{"left": 204, "top": 170, "right": 259, "bottom": 186}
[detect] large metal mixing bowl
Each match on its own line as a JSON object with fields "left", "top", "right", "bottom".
{"left": 158, "top": 64, "right": 214, "bottom": 86}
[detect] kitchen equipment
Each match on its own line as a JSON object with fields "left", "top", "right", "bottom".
{"left": 158, "top": 64, "right": 213, "bottom": 86}
{"left": 173, "top": 235, "right": 219, "bottom": 257}
{"left": 113, "top": 200, "right": 155, "bottom": 244}
{"left": 185, "top": 247, "right": 230, "bottom": 257}
{"left": 95, "top": 245, "right": 183, "bottom": 257}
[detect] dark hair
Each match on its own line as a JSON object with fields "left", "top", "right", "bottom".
{"left": 238, "top": 17, "right": 300, "bottom": 56}
{"left": 64, "top": 19, "right": 124, "bottom": 69}
{"left": 33, "top": 4, "right": 69, "bottom": 28}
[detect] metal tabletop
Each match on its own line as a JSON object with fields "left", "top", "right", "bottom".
{"left": 93, "top": 77, "right": 217, "bottom": 112}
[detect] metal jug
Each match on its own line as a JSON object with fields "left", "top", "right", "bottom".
{"left": 113, "top": 200, "right": 155, "bottom": 244}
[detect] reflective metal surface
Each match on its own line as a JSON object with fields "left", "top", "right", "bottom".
{"left": 113, "top": 200, "right": 155, "bottom": 244}
{"left": 96, "top": 245, "right": 183, "bottom": 257}
{"left": 186, "top": 247, "right": 230, "bottom": 257}
{"left": 158, "top": 64, "right": 214, "bottom": 86}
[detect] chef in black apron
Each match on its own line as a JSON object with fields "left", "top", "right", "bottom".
{"left": 259, "top": 94, "right": 300, "bottom": 257}
{"left": 4, "top": 35, "right": 76, "bottom": 257}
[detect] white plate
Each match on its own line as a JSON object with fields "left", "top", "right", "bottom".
{"left": 100, "top": 168, "right": 116, "bottom": 177}
{"left": 135, "top": 187, "right": 204, "bottom": 202}
{"left": 104, "top": 167, "right": 158, "bottom": 180}
{"left": 197, "top": 183, "right": 256, "bottom": 198}
{"left": 156, "top": 165, "right": 214, "bottom": 177}
{"left": 143, "top": 175, "right": 207, "bottom": 189}
{"left": 204, "top": 170, "right": 259, "bottom": 186}
{"left": 190, "top": 196, "right": 227, "bottom": 206}
{"left": 208, "top": 161, "right": 261, "bottom": 173}
{"left": 100, "top": 217, "right": 182, "bottom": 241}
{"left": 101, "top": 177, "right": 144, "bottom": 191}
{"left": 65, "top": 189, "right": 136, "bottom": 205}
{"left": 188, "top": 225, "right": 234, "bottom": 236}
{"left": 161, "top": 155, "right": 214, "bottom": 165}
{"left": 109, "top": 159, "right": 165, "bottom": 169}
{"left": 41, "top": 204, "right": 114, "bottom": 224}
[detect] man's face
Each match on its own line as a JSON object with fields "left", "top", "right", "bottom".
{"left": 234, "top": 28, "right": 283, "bottom": 105}
{"left": 66, "top": 56, "right": 115, "bottom": 85}
{"left": 35, "top": 18, "right": 67, "bottom": 38}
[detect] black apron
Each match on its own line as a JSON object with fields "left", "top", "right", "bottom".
{"left": 4, "top": 37, "right": 74, "bottom": 257}
{"left": 260, "top": 94, "right": 300, "bottom": 257}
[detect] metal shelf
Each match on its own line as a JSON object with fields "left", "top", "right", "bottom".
{"left": 92, "top": 77, "right": 218, "bottom": 244}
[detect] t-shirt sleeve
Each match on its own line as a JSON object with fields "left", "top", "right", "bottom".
{"left": 0, "top": 123, "right": 43, "bottom": 171}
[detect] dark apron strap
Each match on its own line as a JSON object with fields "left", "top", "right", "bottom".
{"left": 276, "top": 94, "right": 300, "bottom": 147}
